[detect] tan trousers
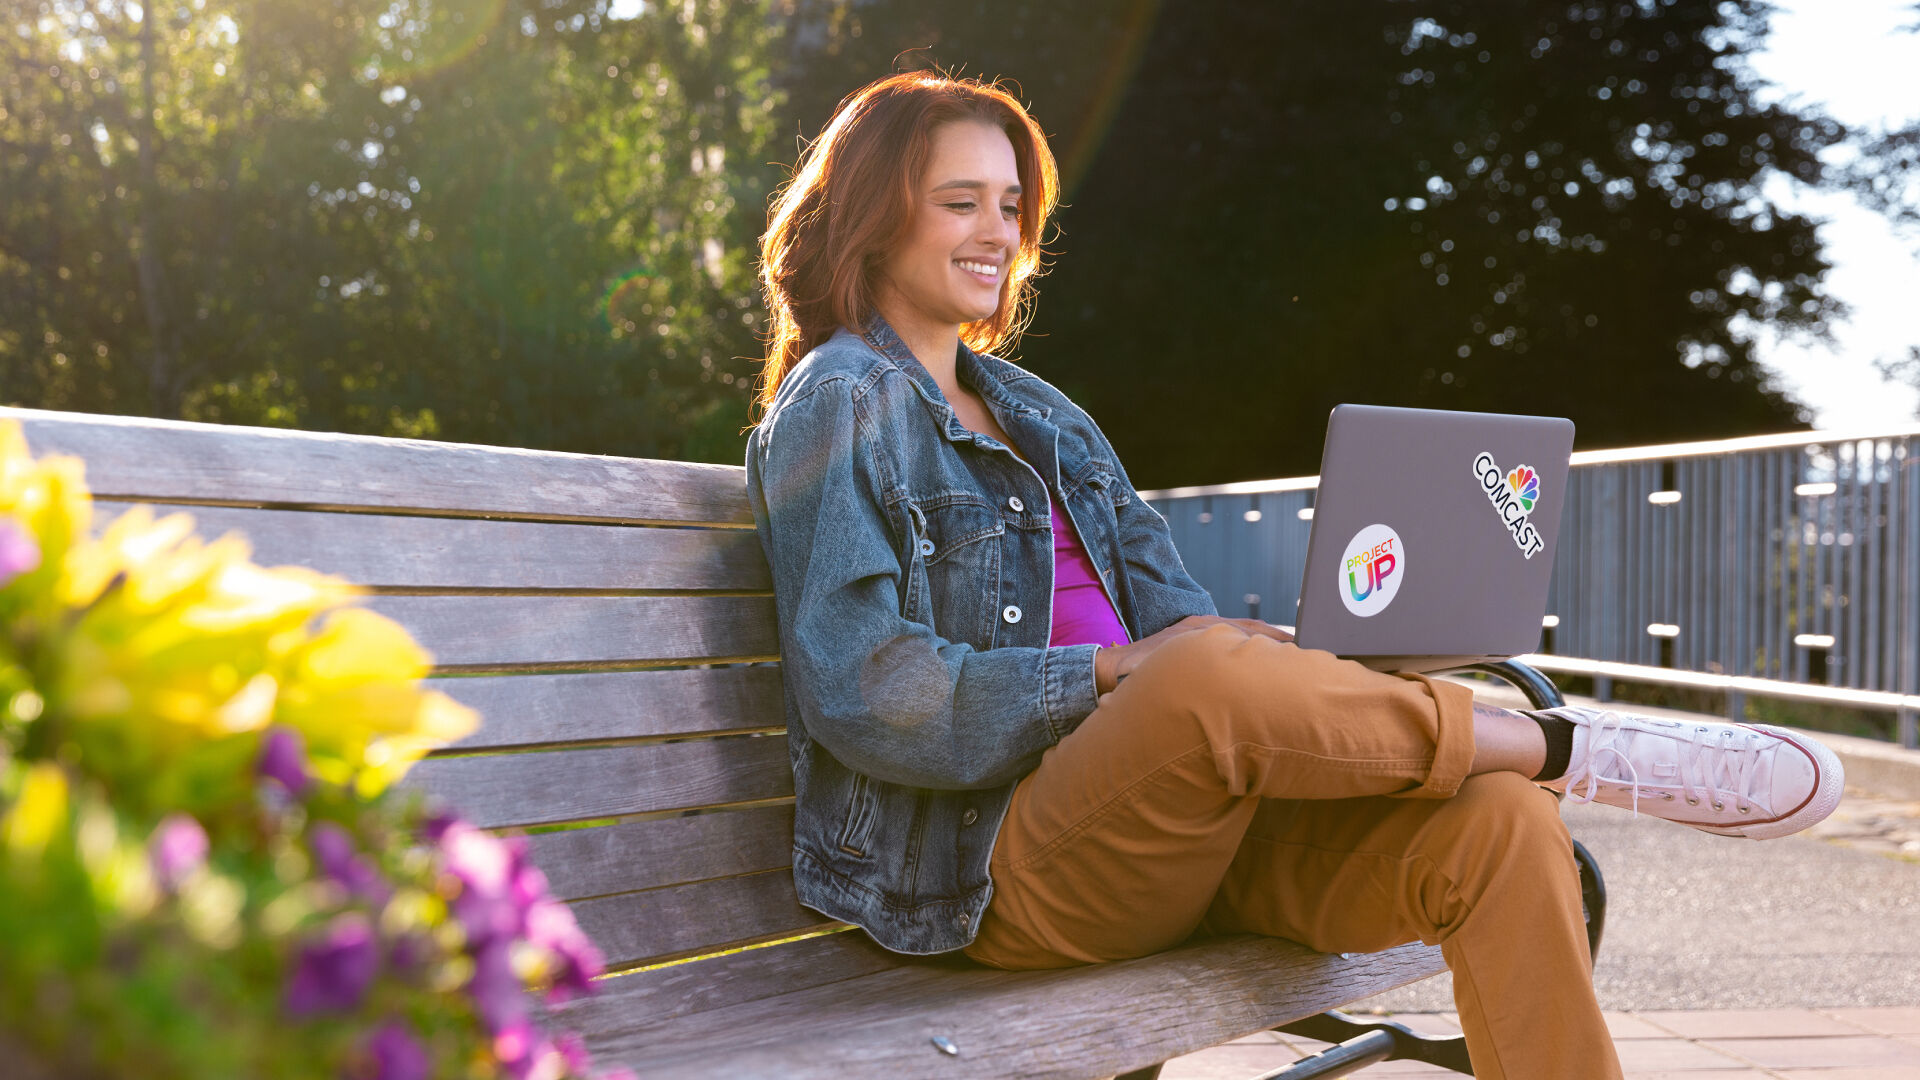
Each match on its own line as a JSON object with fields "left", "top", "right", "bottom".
{"left": 963, "top": 623, "right": 1622, "bottom": 1079}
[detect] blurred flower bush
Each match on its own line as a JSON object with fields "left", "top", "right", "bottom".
{"left": 0, "top": 421, "right": 629, "bottom": 1080}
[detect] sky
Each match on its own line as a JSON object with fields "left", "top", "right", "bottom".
{"left": 1742, "top": 0, "right": 1920, "bottom": 431}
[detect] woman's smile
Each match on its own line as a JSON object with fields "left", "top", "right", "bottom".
{"left": 874, "top": 119, "right": 1024, "bottom": 348}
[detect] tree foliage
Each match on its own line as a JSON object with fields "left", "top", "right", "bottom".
{"left": 786, "top": 0, "right": 1845, "bottom": 485}
{"left": 2, "top": 1, "right": 1895, "bottom": 482}
{"left": 1, "top": 0, "right": 778, "bottom": 462}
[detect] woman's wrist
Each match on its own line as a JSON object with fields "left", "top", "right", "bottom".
{"left": 1094, "top": 644, "right": 1119, "bottom": 695}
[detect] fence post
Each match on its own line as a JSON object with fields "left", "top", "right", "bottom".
{"left": 1727, "top": 690, "right": 1746, "bottom": 723}
{"left": 1594, "top": 675, "right": 1612, "bottom": 703}
{"left": 1900, "top": 708, "right": 1918, "bottom": 751}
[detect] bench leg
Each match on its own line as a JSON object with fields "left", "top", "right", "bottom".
{"left": 1267, "top": 1010, "right": 1473, "bottom": 1077}
{"left": 1113, "top": 1064, "right": 1163, "bottom": 1079}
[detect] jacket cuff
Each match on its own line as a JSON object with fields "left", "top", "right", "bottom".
{"left": 1041, "top": 643, "right": 1101, "bottom": 741}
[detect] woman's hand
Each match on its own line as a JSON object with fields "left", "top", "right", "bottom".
{"left": 1094, "top": 615, "right": 1294, "bottom": 697}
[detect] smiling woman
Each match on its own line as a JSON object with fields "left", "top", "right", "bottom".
{"left": 754, "top": 73, "right": 1057, "bottom": 418}
{"left": 741, "top": 70, "right": 1844, "bottom": 1080}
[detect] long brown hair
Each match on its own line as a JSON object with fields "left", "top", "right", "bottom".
{"left": 754, "top": 72, "right": 1060, "bottom": 419}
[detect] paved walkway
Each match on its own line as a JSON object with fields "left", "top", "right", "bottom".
{"left": 1160, "top": 1006, "right": 1920, "bottom": 1078}
{"left": 1163, "top": 682, "right": 1920, "bottom": 1077}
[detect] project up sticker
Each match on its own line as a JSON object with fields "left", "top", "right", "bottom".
{"left": 1472, "top": 451, "right": 1546, "bottom": 559}
{"left": 1339, "top": 523, "right": 1405, "bottom": 618}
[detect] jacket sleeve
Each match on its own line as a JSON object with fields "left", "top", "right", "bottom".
{"left": 746, "top": 378, "right": 1101, "bottom": 791}
{"left": 1090, "top": 422, "right": 1220, "bottom": 636}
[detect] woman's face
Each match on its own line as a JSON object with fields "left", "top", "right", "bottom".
{"left": 877, "top": 120, "right": 1023, "bottom": 334}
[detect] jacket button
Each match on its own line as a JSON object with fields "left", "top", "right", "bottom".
{"left": 961, "top": 808, "right": 978, "bottom": 826}
{"left": 1007, "top": 495, "right": 1025, "bottom": 512}
{"left": 918, "top": 538, "right": 935, "bottom": 556}
{"left": 958, "top": 913, "right": 971, "bottom": 929}
{"left": 1002, "top": 604, "right": 1022, "bottom": 624}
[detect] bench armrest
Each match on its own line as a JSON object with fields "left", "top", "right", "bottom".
{"left": 1445, "top": 658, "right": 1565, "bottom": 712}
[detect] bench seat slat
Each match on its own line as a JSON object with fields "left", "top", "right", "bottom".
{"left": 571, "top": 869, "right": 831, "bottom": 970}
{"left": 95, "top": 502, "right": 771, "bottom": 591}
{"left": 8, "top": 408, "right": 752, "bottom": 525}
{"left": 525, "top": 804, "right": 794, "bottom": 901}
{"left": 401, "top": 737, "right": 790, "bottom": 829}
{"left": 434, "top": 668, "right": 784, "bottom": 751}
{"left": 369, "top": 595, "right": 778, "bottom": 669}
{"left": 565, "top": 934, "right": 1448, "bottom": 1080}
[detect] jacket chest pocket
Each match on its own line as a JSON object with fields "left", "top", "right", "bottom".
{"left": 900, "top": 494, "right": 1003, "bottom": 646}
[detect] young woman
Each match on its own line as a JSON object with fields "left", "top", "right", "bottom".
{"left": 743, "top": 72, "right": 1843, "bottom": 1079}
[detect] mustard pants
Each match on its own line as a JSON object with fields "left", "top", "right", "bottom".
{"left": 964, "top": 623, "right": 1623, "bottom": 1079}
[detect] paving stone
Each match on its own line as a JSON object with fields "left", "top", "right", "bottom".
{"left": 1633, "top": 1007, "right": 1866, "bottom": 1039}
{"left": 1701, "top": 1036, "right": 1920, "bottom": 1070}
{"left": 1613, "top": 1038, "right": 1752, "bottom": 1071}
{"left": 1820, "top": 1007, "right": 1920, "bottom": 1036}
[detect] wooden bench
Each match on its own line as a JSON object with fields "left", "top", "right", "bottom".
{"left": 8, "top": 406, "right": 1603, "bottom": 1079}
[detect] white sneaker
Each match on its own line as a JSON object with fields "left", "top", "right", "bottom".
{"left": 1531, "top": 707, "right": 1844, "bottom": 840}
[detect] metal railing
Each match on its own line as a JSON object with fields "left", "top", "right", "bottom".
{"left": 1140, "top": 426, "right": 1920, "bottom": 747}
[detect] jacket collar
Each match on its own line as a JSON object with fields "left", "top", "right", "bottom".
{"left": 854, "top": 315, "right": 1079, "bottom": 496}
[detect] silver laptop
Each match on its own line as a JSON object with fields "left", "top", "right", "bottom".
{"left": 1293, "top": 404, "right": 1574, "bottom": 672}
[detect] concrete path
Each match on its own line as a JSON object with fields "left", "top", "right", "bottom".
{"left": 1163, "top": 682, "right": 1920, "bottom": 1076}
{"left": 1161, "top": 1006, "right": 1920, "bottom": 1078}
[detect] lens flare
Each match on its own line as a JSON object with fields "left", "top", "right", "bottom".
{"left": 600, "top": 265, "right": 655, "bottom": 336}
{"left": 367, "top": 0, "right": 509, "bottom": 82}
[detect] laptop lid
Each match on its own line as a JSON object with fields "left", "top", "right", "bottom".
{"left": 1293, "top": 404, "right": 1574, "bottom": 672}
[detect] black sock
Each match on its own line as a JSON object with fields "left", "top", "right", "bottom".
{"left": 1528, "top": 712, "right": 1575, "bottom": 782}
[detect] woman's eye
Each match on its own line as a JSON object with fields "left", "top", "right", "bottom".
{"left": 944, "top": 201, "right": 976, "bottom": 212}
{"left": 1001, "top": 204, "right": 1021, "bottom": 218}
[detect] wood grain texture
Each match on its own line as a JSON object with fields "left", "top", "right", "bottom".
{"left": 569, "top": 869, "right": 830, "bottom": 969}
{"left": 564, "top": 934, "right": 1450, "bottom": 1080}
{"left": 433, "top": 667, "right": 785, "bottom": 750}
{"left": 368, "top": 595, "right": 778, "bottom": 670}
{"left": 553, "top": 928, "right": 901, "bottom": 1031}
{"left": 525, "top": 803, "right": 795, "bottom": 901}
{"left": 7, "top": 407, "right": 751, "bottom": 525}
{"left": 400, "top": 736, "right": 791, "bottom": 829}
{"left": 92, "top": 502, "right": 772, "bottom": 591}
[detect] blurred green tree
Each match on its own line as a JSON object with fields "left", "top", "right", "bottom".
{"left": 1, "top": 0, "right": 777, "bottom": 462}
{"left": 783, "top": 0, "right": 1844, "bottom": 485}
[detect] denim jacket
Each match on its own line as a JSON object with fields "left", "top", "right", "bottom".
{"left": 743, "top": 317, "right": 1217, "bottom": 955}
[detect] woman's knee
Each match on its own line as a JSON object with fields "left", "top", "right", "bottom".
{"left": 1427, "top": 773, "right": 1576, "bottom": 891}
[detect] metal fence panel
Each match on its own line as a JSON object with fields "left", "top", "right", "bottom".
{"left": 1143, "top": 428, "right": 1920, "bottom": 745}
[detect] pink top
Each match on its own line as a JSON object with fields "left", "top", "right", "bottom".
{"left": 1048, "top": 496, "right": 1132, "bottom": 648}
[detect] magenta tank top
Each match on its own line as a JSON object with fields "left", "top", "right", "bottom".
{"left": 1048, "top": 496, "right": 1132, "bottom": 648}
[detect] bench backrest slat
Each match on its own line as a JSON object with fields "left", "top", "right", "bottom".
{"left": 402, "top": 738, "right": 792, "bottom": 830}
{"left": 18, "top": 409, "right": 752, "bottom": 525}
{"left": 8, "top": 407, "right": 837, "bottom": 973}
{"left": 100, "top": 501, "right": 772, "bottom": 591}
{"left": 365, "top": 595, "right": 778, "bottom": 670}
{"left": 437, "top": 667, "right": 784, "bottom": 751}
{"left": 571, "top": 870, "right": 831, "bottom": 970}
{"left": 525, "top": 804, "right": 794, "bottom": 902}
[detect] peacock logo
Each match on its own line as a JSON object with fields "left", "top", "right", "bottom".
{"left": 1506, "top": 466, "right": 1539, "bottom": 512}
{"left": 1472, "top": 451, "right": 1547, "bottom": 559}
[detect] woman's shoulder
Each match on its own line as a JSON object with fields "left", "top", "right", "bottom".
{"left": 774, "top": 329, "right": 886, "bottom": 407}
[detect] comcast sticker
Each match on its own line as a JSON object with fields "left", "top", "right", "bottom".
{"left": 1339, "top": 523, "right": 1405, "bottom": 618}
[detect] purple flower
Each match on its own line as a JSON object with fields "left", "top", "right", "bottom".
{"left": 284, "top": 913, "right": 379, "bottom": 1015}
{"left": 363, "top": 1020, "right": 430, "bottom": 1080}
{"left": 524, "top": 898, "right": 602, "bottom": 1002}
{"left": 490, "top": 1019, "right": 558, "bottom": 1080}
{"left": 468, "top": 939, "right": 529, "bottom": 1032}
{"left": 257, "top": 726, "right": 311, "bottom": 797}
{"left": 555, "top": 1032, "right": 593, "bottom": 1075}
{"left": 439, "top": 820, "right": 527, "bottom": 948}
{"left": 309, "top": 822, "right": 388, "bottom": 902}
{"left": 0, "top": 520, "right": 38, "bottom": 587}
{"left": 148, "top": 813, "right": 208, "bottom": 891}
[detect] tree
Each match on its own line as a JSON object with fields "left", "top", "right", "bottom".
{"left": 1, "top": 0, "right": 780, "bottom": 463}
{"left": 783, "top": 1, "right": 1841, "bottom": 486}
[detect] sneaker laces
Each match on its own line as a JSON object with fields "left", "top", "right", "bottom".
{"left": 1561, "top": 712, "right": 1765, "bottom": 818}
